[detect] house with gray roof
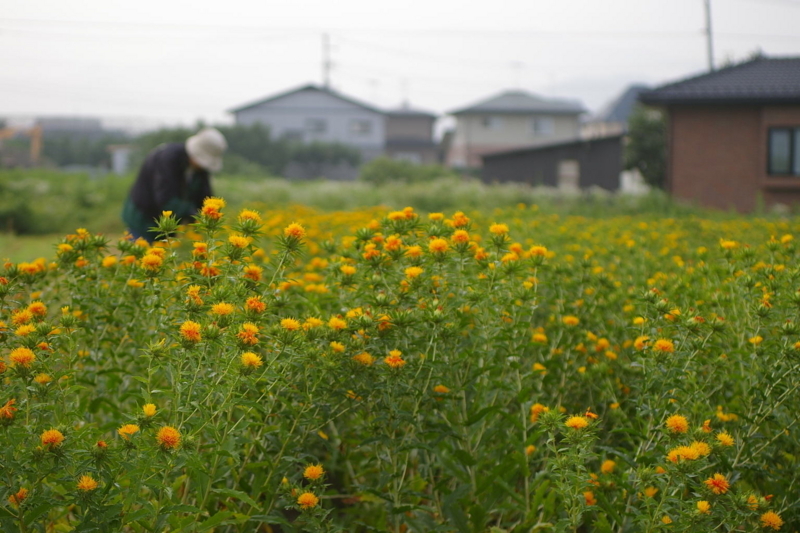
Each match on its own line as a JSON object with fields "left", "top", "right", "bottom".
{"left": 445, "top": 90, "right": 585, "bottom": 168}
{"left": 230, "top": 84, "right": 386, "bottom": 178}
{"left": 230, "top": 85, "right": 439, "bottom": 178}
{"left": 640, "top": 55, "right": 800, "bottom": 211}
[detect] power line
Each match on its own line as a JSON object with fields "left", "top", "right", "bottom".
{"left": 3, "top": 16, "right": 798, "bottom": 39}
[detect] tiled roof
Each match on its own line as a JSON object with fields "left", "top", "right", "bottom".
{"left": 640, "top": 56, "right": 800, "bottom": 105}
{"left": 449, "top": 90, "right": 585, "bottom": 115}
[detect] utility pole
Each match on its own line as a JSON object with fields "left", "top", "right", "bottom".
{"left": 704, "top": 0, "right": 714, "bottom": 71}
{"left": 322, "top": 33, "right": 331, "bottom": 88}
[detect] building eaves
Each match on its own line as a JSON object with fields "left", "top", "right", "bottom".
{"left": 481, "top": 134, "right": 623, "bottom": 161}
{"left": 640, "top": 56, "right": 800, "bottom": 106}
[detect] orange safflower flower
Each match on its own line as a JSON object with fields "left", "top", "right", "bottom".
{"left": 0, "top": 399, "right": 17, "bottom": 420}
{"left": 200, "top": 197, "right": 225, "bottom": 219}
{"left": 633, "top": 335, "right": 650, "bottom": 350}
{"left": 140, "top": 254, "right": 163, "bottom": 271}
{"left": 77, "top": 474, "right": 99, "bottom": 491}
{"left": 237, "top": 322, "right": 259, "bottom": 345}
{"left": 238, "top": 209, "right": 262, "bottom": 223}
{"left": 241, "top": 352, "right": 263, "bottom": 368}
{"left": 404, "top": 266, "right": 423, "bottom": 279}
{"left": 8, "top": 488, "right": 27, "bottom": 507}
{"left": 328, "top": 317, "right": 347, "bottom": 331}
{"left": 352, "top": 352, "right": 375, "bottom": 366}
{"left": 716, "top": 432, "right": 735, "bottom": 447}
{"left": 27, "top": 301, "right": 47, "bottom": 317}
{"left": 245, "top": 296, "right": 266, "bottom": 313}
{"left": 384, "top": 349, "right": 406, "bottom": 369}
{"left": 303, "top": 464, "right": 325, "bottom": 480}
{"left": 653, "top": 339, "right": 675, "bottom": 353}
{"left": 665, "top": 414, "right": 689, "bottom": 433}
{"left": 10, "top": 347, "right": 36, "bottom": 368}
{"left": 297, "top": 492, "right": 319, "bottom": 509}
{"left": 489, "top": 223, "right": 509, "bottom": 235}
{"left": 243, "top": 265, "right": 262, "bottom": 282}
{"left": 281, "top": 318, "right": 301, "bottom": 331}
{"left": 179, "top": 321, "right": 202, "bottom": 343}
{"left": 284, "top": 223, "right": 306, "bottom": 239}
{"left": 562, "top": 316, "right": 580, "bottom": 327}
{"left": 117, "top": 424, "right": 140, "bottom": 440}
{"left": 41, "top": 428, "right": 65, "bottom": 448}
{"left": 565, "top": 416, "right": 590, "bottom": 430}
{"left": 11, "top": 309, "right": 33, "bottom": 325}
{"left": 704, "top": 473, "right": 730, "bottom": 495}
{"left": 529, "top": 403, "right": 549, "bottom": 423}
{"left": 156, "top": 426, "right": 181, "bottom": 449}
{"left": 667, "top": 445, "right": 699, "bottom": 463}
{"left": 210, "top": 303, "right": 235, "bottom": 316}
{"left": 601, "top": 460, "right": 616, "bottom": 474}
{"left": 761, "top": 511, "right": 784, "bottom": 530}
{"left": 428, "top": 238, "right": 449, "bottom": 254}
{"left": 451, "top": 230, "right": 470, "bottom": 244}
{"left": 228, "top": 234, "right": 250, "bottom": 248}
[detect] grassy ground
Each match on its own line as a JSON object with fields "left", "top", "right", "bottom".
{"left": 0, "top": 233, "right": 63, "bottom": 263}
{"left": 0, "top": 168, "right": 778, "bottom": 263}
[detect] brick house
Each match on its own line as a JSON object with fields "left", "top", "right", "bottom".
{"left": 640, "top": 56, "right": 800, "bottom": 211}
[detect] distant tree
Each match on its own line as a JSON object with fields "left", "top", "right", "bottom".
{"left": 216, "top": 123, "right": 291, "bottom": 175}
{"left": 287, "top": 142, "right": 361, "bottom": 178}
{"left": 42, "top": 133, "right": 128, "bottom": 168}
{"left": 624, "top": 105, "right": 667, "bottom": 189}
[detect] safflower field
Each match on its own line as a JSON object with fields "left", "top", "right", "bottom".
{"left": 1, "top": 197, "right": 799, "bottom": 532}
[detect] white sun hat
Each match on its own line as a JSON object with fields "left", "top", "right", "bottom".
{"left": 186, "top": 127, "right": 227, "bottom": 172}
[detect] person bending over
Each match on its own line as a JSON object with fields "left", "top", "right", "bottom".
{"left": 123, "top": 127, "right": 227, "bottom": 242}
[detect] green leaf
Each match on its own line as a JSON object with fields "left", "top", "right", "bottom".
{"left": 195, "top": 511, "right": 235, "bottom": 532}
{"left": 452, "top": 449, "right": 477, "bottom": 467}
{"left": 211, "top": 488, "right": 260, "bottom": 510}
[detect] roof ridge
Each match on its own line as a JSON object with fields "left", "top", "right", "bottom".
{"left": 649, "top": 56, "right": 765, "bottom": 93}
{"left": 229, "top": 83, "right": 384, "bottom": 114}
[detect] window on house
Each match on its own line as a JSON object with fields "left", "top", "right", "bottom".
{"left": 768, "top": 128, "right": 800, "bottom": 176}
{"left": 351, "top": 120, "right": 372, "bottom": 135}
{"left": 306, "top": 118, "right": 327, "bottom": 133}
{"left": 482, "top": 116, "right": 503, "bottom": 129}
{"left": 532, "top": 117, "right": 555, "bottom": 136}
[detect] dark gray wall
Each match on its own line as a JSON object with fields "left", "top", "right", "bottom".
{"left": 481, "top": 135, "right": 623, "bottom": 190}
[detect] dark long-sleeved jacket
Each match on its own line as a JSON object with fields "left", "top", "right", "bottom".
{"left": 123, "top": 143, "right": 212, "bottom": 240}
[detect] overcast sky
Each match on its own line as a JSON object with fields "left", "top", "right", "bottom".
{"left": 2, "top": 0, "right": 800, "bottom": 131}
